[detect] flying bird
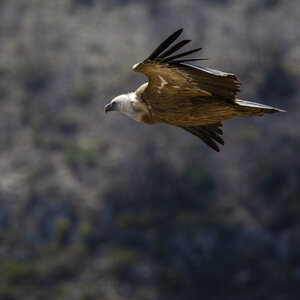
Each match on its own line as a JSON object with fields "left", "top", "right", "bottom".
{"left": 105, "top": 29, "right": 284, "bottom": 152}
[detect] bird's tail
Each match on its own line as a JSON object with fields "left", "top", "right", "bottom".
{"left": 235, "top": 99, "right": 285, "bottom": 117}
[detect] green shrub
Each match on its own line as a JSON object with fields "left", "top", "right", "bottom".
{"left": 0, "top": 260, "right": 35, "bottom": 285}
{"left": 74, "top": 82, "right": 93, "bottom": 104}
{"left": 78, "top": 221, "right": 95, "bottom": 243}
{"left": 80, "top": 286, "right": 94, "bottom": 300}
{"left": 36, "top": 248, "right": 81, "bottom": 281}
{"left": 54, "top": 218, "right": 72, "bottom": 245}
{"left": 0, "top": 284, "right": 17, "bottom": 300}
{"left": 109, "top": 248, "right": 136, "bottom": 275}
{"left": 64, "top": 144, "right": 97, "bottom": 167}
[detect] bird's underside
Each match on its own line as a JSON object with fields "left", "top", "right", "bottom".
{"left": 106, "top": 28, "right": 284, "bottom": 152}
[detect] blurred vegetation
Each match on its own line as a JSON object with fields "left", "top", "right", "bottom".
{"left": 0, "top": 0, "right": 299, "bottom": 300}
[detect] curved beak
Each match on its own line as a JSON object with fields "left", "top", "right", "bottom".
{"left": 105, "top": 103, "right": 113, "bottom": 113}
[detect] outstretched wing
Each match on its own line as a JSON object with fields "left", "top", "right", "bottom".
{"left": 180, "top": 122, "right": 224, "bottom": 152}
{"left": 133, "top": 29, "right": 240, "bottom": 108}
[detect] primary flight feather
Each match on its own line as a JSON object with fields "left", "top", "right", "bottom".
{"left": 105, "top": 28, "right": 284, "bottom": 152}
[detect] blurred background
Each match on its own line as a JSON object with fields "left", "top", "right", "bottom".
{"left": 0, "top": 0, "right": 299, "bottom": 299}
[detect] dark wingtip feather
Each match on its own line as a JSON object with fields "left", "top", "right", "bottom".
{"left": 158, "top": 39, "right": 191, "bottom": 59}
{"left": 145, "top": 29, "right": 207, "bottom": 65}
{"left": 146, "top": 28, "right": 184, "bottom": 61}
{"left": 171, "top": 58, "right": 209, "bottom": 64}
{"left": 161, "top": 47, "right": 203, "bottom": 62}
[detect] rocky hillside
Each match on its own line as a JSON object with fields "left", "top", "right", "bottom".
{"left": 0, "top": 0, "right": 299, "bottom": 299}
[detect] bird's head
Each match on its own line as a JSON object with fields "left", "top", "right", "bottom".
{"left": 105, "top": 94, "right": 131, "bottom": 114}
{"left": 105, "top": 92, "right": 148, "bottom": 123}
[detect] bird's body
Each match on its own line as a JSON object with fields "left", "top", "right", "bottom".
{"left": 105, "top": 29, "right": 284, "bottom": 151}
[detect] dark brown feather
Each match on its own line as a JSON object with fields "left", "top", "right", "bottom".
{"left": 134, "top": 61, "right": 240, "bottom": 107}
{"left": 172, "top": 63, "right": 240, "bottom": 101}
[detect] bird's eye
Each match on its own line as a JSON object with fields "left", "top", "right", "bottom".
{"left": 111, "top": 101, "right": 116, "bottom": 108}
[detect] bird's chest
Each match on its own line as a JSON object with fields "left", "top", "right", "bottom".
{"left": 124, "top": 101, "right": 154, "bottom": 124}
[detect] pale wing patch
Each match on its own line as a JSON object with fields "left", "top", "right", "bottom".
{"left": 158, "top": 75, "right": 168, "bottom": 90}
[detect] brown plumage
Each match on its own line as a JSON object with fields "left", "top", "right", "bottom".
{"left": 105, "top": 29, "right": 284, "bottom": 152}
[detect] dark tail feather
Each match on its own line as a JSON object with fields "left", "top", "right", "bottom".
{"left": 146, "top": 28, "right": 183, "bottom": 61}
{"left": 180, "top": 122, "right": 224, "bottom": 152}
{"left": 235, "top": 99, "right": 286, "bottom": 116}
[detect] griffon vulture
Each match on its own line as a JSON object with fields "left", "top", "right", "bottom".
{"left": 105, "top": 29, "right": 284, "bottom": 152}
